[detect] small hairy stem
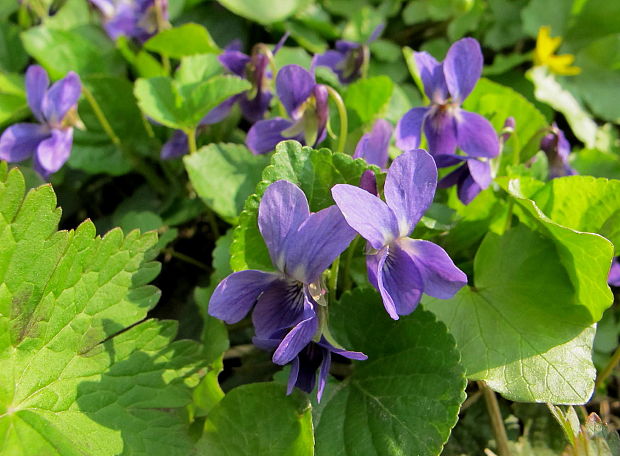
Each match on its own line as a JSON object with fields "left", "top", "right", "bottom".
{"left": 325, "top": 86, "right": 348, "bottom": 154}
{"left": 341, "top": 237, "right": 360, "bottom": 292}
{"left": 329, "top": 255, "right": 341, "bottom": 298}
{"left": 82, "top": 86, "right": 121, "bottom": 146}
{"left": 477, "top": 381, "right": 512, "bottom": 456}
{"left": 186, "top": 129, "right": 198, "bottom": 155}
{"left": 205, "top": 206, "right": 221, "bottom": 238}
{"left": 166, "top": 249, "right": 209, "bottom": 271}
{"left": 595, "top": 343, "right": 620, "bottom": 389}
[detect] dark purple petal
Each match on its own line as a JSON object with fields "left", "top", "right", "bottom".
{"left": 317, "top": 349, "right": 330, "bottom": 402}
{"left": 287, "top": 356, "right": 300, "bottom": 394}
{"left": 0, "top": 123, "right": 49, "bottom": 163}
{"left": 34, "top": 127, "right": 73, "bottom": 175}
{"left": 25, "top": 65, "right": 49, "bottom": 122}
{"left": 395, "top": 107, "right": 428, "bottom": 151}
{"left": 312, "top": 84, "right": 329, "bottom": 147}
{"left": 246, "top": 118, "right": 298, "bottom": 155}
{"left": 293, "top": 343, "right": 325, "bottom": 394}
{"left": 366, "top": 249, "right": 380, "bottom": 289}
{"left": 359, "top": 170, "right": 378, "bottom": 195}
{"left": 276, "top": 65, "right": 315, "bottom": 119}
{"left": 160, "top": 130, "right": 188, "bottom": 159}
{"left": 367, "top": 23, "right": 385, "bottom": 43}
{"left": 434, "top": 153, "right": 464, "bottom": 168}
{"left": 376, "top": 244, "right": 424, "bottom": 319}
{"left": 272, "top": 297, "right": 318, "bottom": 365}
{"left": 424, "top": 108, "right": 458, "bottom": 157}
{"left": 273, "top": 32, "right": 290, "bottom": 55}
{"left": 331, "top": 184, "right": 399, "bottom": 250}
{"left": 609, "top": 258, "right": 620, "bottom": 287}
{"left": 414, "top": 52, "right": 449, "bottom": 103}
{"left": 437, "top": 162, "right": 467, "bottom": 189}
{"left": 284, "top": 205, "right": 357, "bottom": 283}
{"left": 334, "top": 40, "right": 359, "bottom": 54}
{"left": 384, "top": 149, "right": 437, "bottom": 237}
{"left": 209, "top": 270, "right": 278, "bottom": 324}
{"left": 252, "top": 279, "right": 306, "bottom": 339}
{"left": 317, "top": 337, "right": 368, "bottom": 361}
{"left": 200, "top": 95, "right": 239, "bottom": 125}
{"left": 258, "top": 180, "right": 310, "bottom": 272}
{"left": 467, "top": 157, "right": 491, "bottom": 189}
{"left": 219, "top": 50, "right": 251, "bottom": 78}
{"left": 457, "top": 175, "right": 483, "bottom": 205}
{"left": 353, "top": 119, "right": 392, "bottom": 168}
{"left": 41, "top": 72, "right": 82, "bottom": 127}
{"left": 456, "top": 110, "right": 499, "bottom": 158}
{"left": 312, "top": 50, "right": 345, "bottom": 73}
{"left": 239, "top": 90, "right": 272, "bottom": 123}
{"left": 398, "top": 237, "right": 467, "bottom": 299}
{"left": 443, "top": 37, "right": 482, "bottom": 103}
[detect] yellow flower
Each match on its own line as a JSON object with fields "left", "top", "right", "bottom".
{"left": 534, "top": 26, "right": 581, "bottom": 76}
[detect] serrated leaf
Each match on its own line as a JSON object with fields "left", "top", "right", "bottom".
{"left": 144, "top": 23, "right": 220, "bottom": 58}
{"left": 184, "top": 143, "right": 269, "bottom": 220}
{"left": 230, "top": 141, "right": 374, "bottom": 271}
{"left": 314, "top": 287, "right": 466, "bottom": 456}
{"left": 20, "top": 25, "right": 125, "bottom": 80}
{"left": 134, "top": 75, "right": 250, "bottom": 130}
{"left": 195, "top": 383, "right": 314, "bottom": 455}
{"left": 425, "top": 222, "right": 608, "bottom": 403}
{"left": 0, "top": 167, "right": 204, "bottom": 455}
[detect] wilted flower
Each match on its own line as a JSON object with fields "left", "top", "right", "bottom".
{"left": 540, "top": 122, "right": 576, "bottom": 178}
{"left": 332, "top": 149, "right": 467, "bottom": 319}
{"left": 90, "top": 0, "right": 167, "bottom": 43}
{"left": 534, "top": 26, "right": 580, "bottom": 76}
{"left": 0, "top": 65, "right": 81, "bottom": 178}
{"left": 313, "top": 25, "right": 384, "bottom": 84}
{"left": 396, "top": 38, "right": 499, "bottom": 161}
{"left": 209, "top": 179, "right": 363, "bottom": 399}
{"left": 246, "top": 65, "right": 329, "bottom": 155}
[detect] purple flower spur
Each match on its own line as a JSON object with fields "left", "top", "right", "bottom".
{"left": 209, "top": 179, "right": 365, "bottom": 399}
{"left": 332, "top": 149, "right": 467, "bottom": 319}
{"left": 540, "top": 122, "right": 576, "bottom": 179}
{"left": 396, "top": 38, "right": 499, "bottom": 160}
{"left": 313, "top": 24, "right": 384, "bottom": 84}
{"left": 0, "top": 65, "right": 82, "bottom": 178}
{"left": 246, "top": 65, "right": 329, "bottom": 155}
{"left": 90, "top": 0, "right": 167, "bottom": 43}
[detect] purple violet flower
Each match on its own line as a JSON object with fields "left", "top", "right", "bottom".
{"left": 436, "top": 154, "right": 492, "bottom": 205}
{"left": 90, "top": 0, "right": 167, "bottom": 43}
{"left": 313, "top": 24, "right": 384, "bottom": 84}
{"left": 209, "top": 179, "right": 364, "bottom": 399}
{"left": 246, "top": 65, "right": 329, "bottom": 155}
{"left": 353, "top": 118, "right": 392, "bottom": 169}
{"left": 609, "top": 258, "right": 620, "bottom": 287}
{"left": 332, "top": 149, "right": 467, "bottom": 319}
{"left": 0, "top": 65, "right": 82, "bottom": 179}
{"left": 540, "top": 122, "right": 576, "bottom": 179}
{"left": 395, "top": 38, "right": 499, "bottom": 161}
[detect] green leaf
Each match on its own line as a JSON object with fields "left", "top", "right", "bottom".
{"left": 0, "top": 22, "right": 27, "bottom": 72}
{"left": 195, "top": 383, "right": 313, "bottom": 455}
{"left": 230, "top": 141, "right": 374, "bottom": 271}
{"left": 176, "top": 54, "right": 223, "bottom": 85}
{"left": 520, "top": 0, "right": 573, "bottom": 37}
{"left": 144, "top": 23, "right": 220, "bottom": 59}
{"left": 463, "top": 78, "right": 548, "bottom": 165}
{"left": 0, "top": 72, "right": 28, "bottom": 127}
{"left": 217, "top": 0, "right": 309, "bottom": 24}
{"left": 20, "top": 25, "right": 125, "bottom": 79}
{"left": 426, "top": 223, "right": 603, "bottom": 404}
{"left": 0, "top": 167, "right": 204, "bottom": 455}
{"left": 344, "top": 75, "right": 394, "bottom": 126}
{"left": 571, "top": 149, "right": 620, "bottom": 179}
{"left": 522, "top": 176, "right": 620, "bottom": 250}
{"left": 315, "top": 287, "right": 466, "bottom": 456}
{"left": 116, "top": 36, "right": 166, "bottom": 78}
{"left": 134, "top": 75, "right": 250, "bottom": 130}
{"left": 565, "top": 0, "right": 620, "bottom": 50}
{"left": 184, "top": 143, "right": 269, "bottom": 220}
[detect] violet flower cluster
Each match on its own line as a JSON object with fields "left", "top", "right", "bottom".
{"left": 90, "top": 0, "right": 167, "bottom": 43}
{"left": 0, "top": 65, "right": 81, "bottom": 179}
{"left": 209, "top": 149, "right": 466, "bottom": 398}
{"left": 396, "top": 38, "right": 499, "bottom": 205}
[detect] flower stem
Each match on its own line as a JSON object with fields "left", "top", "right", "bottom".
{"left": 166, "top": 248, "right": 209, "bottom": 271}
{"left": 595, "top": 343, "right": 620, "bottom": 389}
{"left": 82, "top": 86, "right": 121, "bottom": 146}
{"left": 477, "top": 381, "right": 512, "bottom": 456}
{"left": 329, "top": 255, "right": 341, "bottom": 298}
{"left": 186, "top": 129, "right": 198, "bottom": 154}
{"left": 342, "top": 237, "right": 360, "bottom": 292}
{"left": 325, "top": 86, "right": 348, "bottom": 154}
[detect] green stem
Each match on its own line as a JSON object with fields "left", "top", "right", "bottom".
{"left": 328, "top": 255, "right": 341, "bottom": 298}
{"left": 342, "top": 237, "right": 360, "bottom": 292}
{"left": 186, "top": 129, "right": 198, "bottom": 155}
{"left": 325, "top": 86, "right": 348, "bottom": 154}
{"left": 82, "top": 86, "right": 121, "bottom": 146}
{"left": 205, "top": 206, "right": 220, "bottom": 238}
{"left": 595, "top": 343, "right": 620, "bottom": 389}
{"left": 166, "top": 249, "right": 209, "bottom": 271}
{"left": 478, "top": 381, "right": 512, "bottom": 456}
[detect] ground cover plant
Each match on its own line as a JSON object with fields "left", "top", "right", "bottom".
{"left": 2, "top": 0, "right": 620, "bottom": 454}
